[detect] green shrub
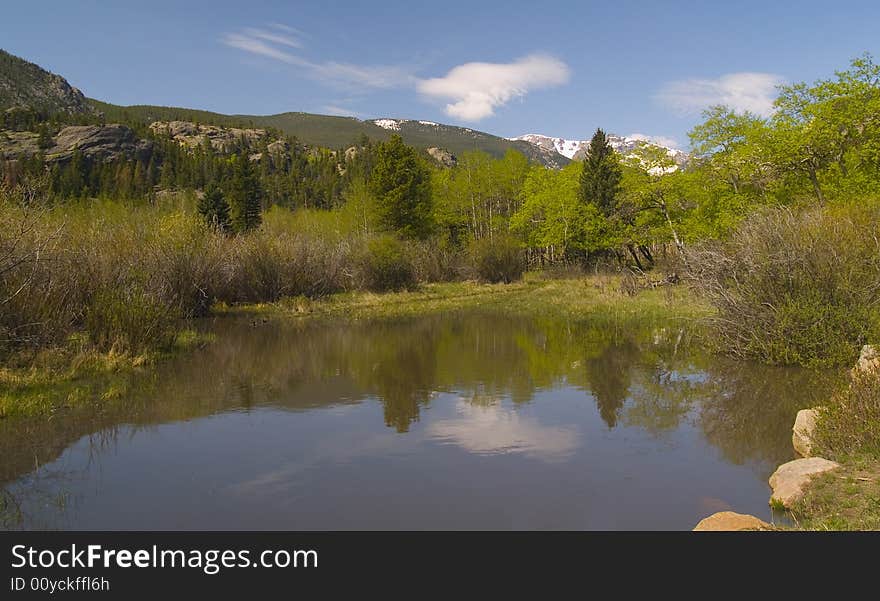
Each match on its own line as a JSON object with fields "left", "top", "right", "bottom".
{"left": 409, "top": 238, "right": 463, "bottom": 283}
{"left": 225, "top": 234, "right": 286, "bottom": 302}
{"left": 222, "top": 231, "right": 351, "bottom": 302}
{"left": 149, "top": 212, "right": 223, "bottom": 317}
{"left": 815, "top": 372, "right": 880, "bottom": 461}
{"left": 356, "top": 235, "right": 417, "bottom": 292}
{"left": 756, "top": 292, "right": 875, "bottom": 367}
{"left": 85, "top": 285, "right": 178, "bottom": 355}
{"left": 466, "top": 235, "right": 525, "bottom": 284}
{"left": 688, "top": 203, "right": 880, "bottom": 367}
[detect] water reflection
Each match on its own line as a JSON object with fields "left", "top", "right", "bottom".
{"left": 427, "top": 397, "right": 580, "bottom": 459}
{"left": 0, "top": 311, "right": 844, "bottom": 530}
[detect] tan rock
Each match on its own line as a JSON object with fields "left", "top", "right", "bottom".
{"left": 693, "top": 511, "right": 771, "bottom": 531}
{"left": 792, "top": 408, "right": 821, "bottom": 457}
{"left": 769, "top": 457, "right": 840, "bottom": 509}
{"left": 426, "top": 146, "right": 457, "bottom": 167}
{"left": 855, "top": 345, "right": 879, "bottom": 374}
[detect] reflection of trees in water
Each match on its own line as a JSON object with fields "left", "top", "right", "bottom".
{"left": 583, "top": 338, "right": 641, "bottom": 428}
{"left": 358, "top": 320, "right": 439, "bottom": 432}
{"left": 695, "top": 361, "right": 844, "bottom": 467}
{"left": 1, "top": 311, "right": 843, "bottom": 499}
{"left": 0, "top": 314, "right": 696, "bottom": 482}
{"left": 622, "top": 363, "right": 702, "bottom": 434}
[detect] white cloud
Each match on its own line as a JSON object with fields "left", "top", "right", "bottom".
{"left": 222, "top": 27, "right": 414, "bottom": 89}
{"left": 321, "top": 105, "right": 363, "bottom": 118}
{"left": 244, "top": 27, "right": 303, "bottom": 49}
{"left": 656, "top": 72, "right": 784, "bottom": 117}
{"left": 627, "top": 133, "right": 680, "bottom": 149}
{"left": 270, "top": 23, "right": 307, "bottom": 38}
{"left": 417, "top": 54, "right": 571, "bottom": 122}
{"left": 311, "top": 62, "right": 414, "bottom": 90}
{"left": 223, "top": 32, "right": 306, "bottom": 65}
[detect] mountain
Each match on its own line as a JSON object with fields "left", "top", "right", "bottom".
{"left": 6, "top": 49, "right": 692, "bottom": 172}
{"left": 509, "top": 133, "right": 689, "bottom": 173}
{"left": 86, "top": 102, "right": 569, "bottom": 168}
{"left": 0, "top": 49, "right": 93, "bottom": 114}
{"left": 364, "top": 119, "right": 569, "bottom": 168}
{"left": 0, "top": 49, "right": 568, "bottom": 167}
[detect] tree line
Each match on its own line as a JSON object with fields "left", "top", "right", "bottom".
{"left": 2, "top": 54, "right": 878, "bottom": 264}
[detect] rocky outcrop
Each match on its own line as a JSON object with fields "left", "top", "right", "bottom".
{"left": 45, "top": 124, "right": 152, "bottom": 163}
{"left": 150, "top": 121, "right": 273, "bottom": 154}
{"left": 0, "top": 49, "right": 94, "bottom": 114}
{"left": 792, "top": 408, "right": 821, "bottom": 458}
{"left": 426, "top": 147, "right": 457, "bottom": 168}
{"left": 2, "top": 124, "right": 152, "bottom": 162}
{"left": 855, "top": 345, "right": 879, "bottom": 374}
{"left": 693, "top": 511, "right": 772, "bottom": 531}
{"left": 769, "top": 457, "right": 840, "bottom": 509}
{"left": 0, "top": 130, "right": 39, "bottom": 158}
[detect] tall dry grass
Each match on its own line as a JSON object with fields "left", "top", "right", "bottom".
{"left": 0, "top": 192, "right": 491, "bottom": 359}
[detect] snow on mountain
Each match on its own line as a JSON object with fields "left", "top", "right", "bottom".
{"left": 372, "top": 118, "right": 401, "bottom": 131}
{"left": 508, "top": 134, "right": 585, "bottom": 159}
{"left": 508, "top": 133, "right": 689, "bottom": 173}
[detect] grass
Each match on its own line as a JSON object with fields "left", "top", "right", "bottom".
{"left": 0, "top": 329, "right": 213, "bottom": 419}
{"left": 785, "top": 369, "right": 880, "bottom": 530}
{"left": 790, "top": 457, "right": 880, "bottom": 530}
{"left": 233, "top": 273, "right": 712, "bottom": 324}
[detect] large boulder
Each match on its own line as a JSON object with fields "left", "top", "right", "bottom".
{"left": 693, "top": 511, "right": 771, "bottom": 531}
{"left": 769, "top": 457, "right": 840, "bottom": 509}
{"left": 46, "top": 124, "right": 152, "bottom": 163}
{"left": 792, "top": 408, "right": 821, "bottom": 458}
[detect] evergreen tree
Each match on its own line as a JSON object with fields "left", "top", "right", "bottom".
{"left": 36, "top": 123, "right": 53, "bottom": 149}
{"left": 198, "top": 184, "right": 232, "bottom": 233}
{"left": 227, "top": 153, "right": 262, "bottom": 232}
{"left": 368, "top": 134, "right": 432, "bottom": 239}
{"left": 579, "top": 129, "right": 622, "bottom": 216}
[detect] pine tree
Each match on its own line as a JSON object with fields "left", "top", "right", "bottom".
{"left": 198, "top": 184, "right": 232, "bottom": 233}
{"left": 579, "top": 128, "right": 622, "bottom": 216}
{"left": 36, "top": 124, "right": 53, "bottom": 150}
{"left": 227, "top": 153, "right": 262, "bottom": 232}
{"left": 368, "top": 134, "right": 432, "bottom": 239}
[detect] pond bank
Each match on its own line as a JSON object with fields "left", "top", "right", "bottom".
{"left": 693, "top": 345, "right": 880, "bottom": 531}
{"left": 1, "top": 275, "right": 709, "bottom": 420}
{"left": 787, "top": 346, "right": 880, "bottom": 530}
{"left": 228, "top": 274, "right": 711, "bottom": 323}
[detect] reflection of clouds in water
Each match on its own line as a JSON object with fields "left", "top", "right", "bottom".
{"left": 427, "top": 400, "right": 580, "bottom": 461}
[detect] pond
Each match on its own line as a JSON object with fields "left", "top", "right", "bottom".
{"left": 0, "top": 311, "right": 840, "bottom": 530}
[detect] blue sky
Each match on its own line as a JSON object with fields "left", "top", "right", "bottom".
{"left": 3, "top": 1, "right": 878, "bottom": 148}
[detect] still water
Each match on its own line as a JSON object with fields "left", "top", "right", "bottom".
{"left": 0, "top": 311, "right": 838, "bottom": 530}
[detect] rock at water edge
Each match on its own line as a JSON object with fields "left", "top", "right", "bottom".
{"left": 769, "top": 457, "right": 840, "bottom": 509}
{"left": 693, "top": 511, "right": 771, "bottom": 531}
{"left": 792, "top": 408, "right": 821, "bottom": 458}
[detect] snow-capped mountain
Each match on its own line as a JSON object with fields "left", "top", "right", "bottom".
{"left": 362, "top": 119, "right": 569, "bottom": 168}
{"left": 509, "top": 133, "right": 689, "bottom": 173}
